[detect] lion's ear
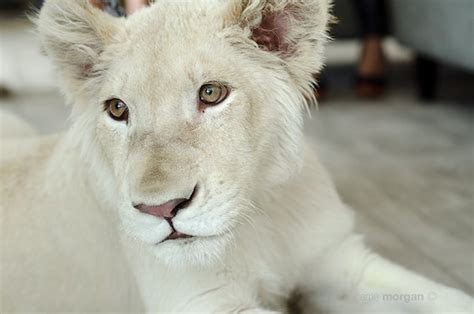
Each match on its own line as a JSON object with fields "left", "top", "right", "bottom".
{"left": 229, "top": 0, "right": 331, "bottom": 95}
{"left": 239, "top": 0, "right": 330, "bottom": 58}
{"left": 37, "top": 0, "right": 120, "bottom": 97}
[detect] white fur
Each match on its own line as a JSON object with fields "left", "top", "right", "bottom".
{"left": 1, "top": 0, "right": 472, "bottom": 312}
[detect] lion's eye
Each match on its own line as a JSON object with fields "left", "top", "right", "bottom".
{"left": 105, "top": 98, "right": 129, "bottom": 123}
{"left": 199, "top": 82, "right": 229, "bottom": 106}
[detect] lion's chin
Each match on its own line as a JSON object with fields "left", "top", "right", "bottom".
{"left": 150, "top": 232, "right": 232, "bottom": 267}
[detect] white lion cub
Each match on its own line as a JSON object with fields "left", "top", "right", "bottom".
{"left": 1, "top": 0, "right": 472, "bottom": 313}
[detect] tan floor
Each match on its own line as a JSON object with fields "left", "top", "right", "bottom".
{"left": 307, "top": 101, "right": 474, "bottom": 294}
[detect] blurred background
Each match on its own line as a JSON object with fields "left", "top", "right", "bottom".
{"left": 1, "top": 0, "right": 473, "bottom": 295}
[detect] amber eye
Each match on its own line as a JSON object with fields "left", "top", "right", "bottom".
{"left": 199, "top": 82, "right": 229, "bottom": 106}
{"left": 105, "top": 98, "right": 129, "bottom": 122}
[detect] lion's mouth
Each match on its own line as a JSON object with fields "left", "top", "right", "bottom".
{"left": 161, "top": 218, "right": 194, "bottom": 243}
{"left": 164, "top": 230, "right": 193, "bottom": 242}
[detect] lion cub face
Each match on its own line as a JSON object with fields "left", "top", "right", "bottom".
{"left": 39, "top": 0, "right": 330, "bottom": 264}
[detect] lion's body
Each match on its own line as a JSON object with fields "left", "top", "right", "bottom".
{"left": 1, "top": 0, "right": 472, "bottom": 312}
{"left": 0, "top": 110, "right": 37, "bottom": 139}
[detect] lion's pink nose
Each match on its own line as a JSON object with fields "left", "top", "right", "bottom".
{"left": 134, "top": 198, "right": 188, "bottom": 219}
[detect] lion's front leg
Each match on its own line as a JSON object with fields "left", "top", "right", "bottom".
{"left": 124, "top": 238, "right": 281, "bottom": 313}
{"left": 174, "top": 302, "right": 281, "bottom": 314}
{"left": 173, "top": 291, "right": 281, "bottom": 314}
{"left": 300, "top": 235, "right": 473, "bottom": 314}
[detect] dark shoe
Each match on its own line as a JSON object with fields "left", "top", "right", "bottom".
{"left": 355, "top": 74, "right": 386, "bottom": 99}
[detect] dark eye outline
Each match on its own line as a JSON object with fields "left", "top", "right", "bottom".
{"left": 104, "top": 98, "right": 129, "bottom": 123}
{"left": 198, "top": 82, "right": 230, "bottom": 107}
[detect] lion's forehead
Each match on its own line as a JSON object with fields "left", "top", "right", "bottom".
{"left": 125, "top": 0, "right": 230, "bottom": 46}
